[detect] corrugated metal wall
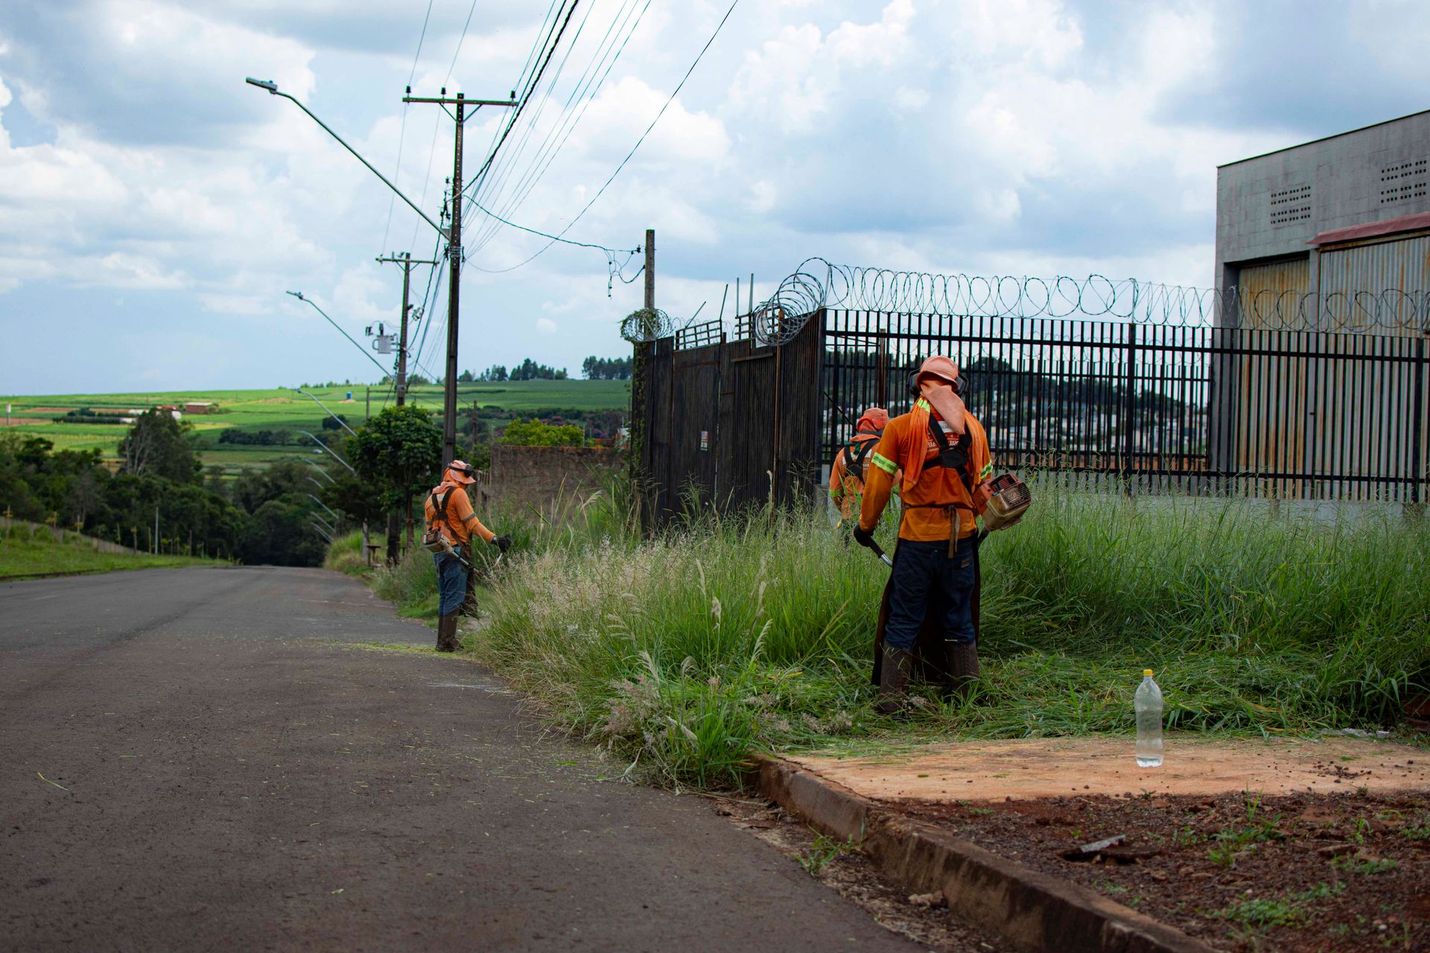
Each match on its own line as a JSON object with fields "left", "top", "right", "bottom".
{"left": 1237, "top": 257, "right": 1311, "bottom": 330}
{"left": 1318, "top": 234, "right": 1430, "bottom": 334}
{"left": 1313, "top": 235, "right": 1430, "bottom": 490}
{"left": 1232, "top": 257, "right": 1313, "bottom": 490}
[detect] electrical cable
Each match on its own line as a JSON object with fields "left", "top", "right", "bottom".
{"left": 465, "top": 0, "right": 582, "bottom": 201}
{"left": 379, "top": 0, "right": 435, "bottom": 255}
{"left": 465, "top": 0, "right": 649, "bottom": 256}
{"left": 463, "top": 0, "right": 595, "bottom": 221}
{"left": 476, "top": 0, "right": 739, "bottom": 275}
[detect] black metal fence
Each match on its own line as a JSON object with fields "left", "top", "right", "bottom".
{"left": 635, "top": 306, "right": 1430, "bottom": 523}
{"left": 823, "top": 309, "right": 1429, "bottom": 502}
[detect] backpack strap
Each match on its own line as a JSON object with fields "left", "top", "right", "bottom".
{"left": 924, "top": 418, "right": 974, "bottom": 492}
{"left": 844, "top": 436, "right": 877, "bottom": 482}
{"left": 428, "top": 489, "right": 451, "bottom": 528}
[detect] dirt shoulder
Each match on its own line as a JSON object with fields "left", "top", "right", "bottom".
{"left": 896, "top": 789, "right": 1428, "bottom": 952}
{"left": 783, "top": 736, "right": 1428, "bottom": 952}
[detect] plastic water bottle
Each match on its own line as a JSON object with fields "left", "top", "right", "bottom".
{"left": 1135, "top": 669, "right": 1164, "bottom": 767}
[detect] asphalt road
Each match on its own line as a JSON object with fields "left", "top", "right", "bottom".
{"left": 0, "top": 567, "right": 924, "bottom": 953}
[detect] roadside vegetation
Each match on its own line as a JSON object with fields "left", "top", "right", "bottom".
{"left": 343, "top": 476, "right": 1430, "bottom": 789}
{"left": 0, "top": 522, "right": 221, "bottom": 579}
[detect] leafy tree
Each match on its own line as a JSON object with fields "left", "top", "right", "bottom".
{"left": 350, "top": 405, "right": 443, "bottom": 559}
{"left": 581, "top": 355, "right": 633, "bottom": 380}
{"left": 501, "top": 418, "right": 584, "bottom": 447}
{"left": 508, "top": 357, "right": 568, "bottom": 381}
{"left": 118, "top": 409, "right": 200, "bottom": 484}
{"left": 239, "top": 497, "right": 327, "bottom": 567}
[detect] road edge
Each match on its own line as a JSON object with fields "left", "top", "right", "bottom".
{"left": 754, "top": 754, "right": 1223, "bottom": 953}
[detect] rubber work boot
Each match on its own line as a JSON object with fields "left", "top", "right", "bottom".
{"left": 435, "top": 613, "right": 460, "bottom": 653}
{"left": 945, "top": 641, "right": 981, "bottom": 702}
{"left": 875, "top": 644, "right": 914, "bottom": 716}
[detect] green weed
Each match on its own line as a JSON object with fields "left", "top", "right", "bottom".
{"left": 799, "top": 833, "right": 858, "bottom": 875}
{"left": 1332, "top": 855, "right": 1400, "bottom": 875}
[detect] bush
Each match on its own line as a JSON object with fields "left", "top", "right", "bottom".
{"left": 501, "top": 418, "right": 583, "bottom": 447}
{"left": 324, "top": 530, "right": 370, "bottom": 576}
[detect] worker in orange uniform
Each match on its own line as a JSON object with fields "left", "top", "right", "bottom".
{"left": 829, "top": 406, "right": 889, "bottom": 523}
{"left": 852, "top": 356, "right": 993, "bottom": 713}
{"left": 423, "top": 459, "right": 509, "bottom": 653}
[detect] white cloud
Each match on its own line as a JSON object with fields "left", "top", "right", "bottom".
{"left": 0, "top": 0, "right": 1422, "bottom": 394}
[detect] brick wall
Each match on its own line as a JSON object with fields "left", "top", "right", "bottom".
{"left": 478, "top": 445, "right": 622, "bottom": 519}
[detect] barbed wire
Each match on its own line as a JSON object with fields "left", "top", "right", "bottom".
{"left": 743, "top": 258, "right": 1429, "bottom": 346}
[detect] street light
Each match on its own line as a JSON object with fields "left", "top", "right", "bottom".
{"left": 306, "top": 493, "right": 339, "bottom": 521}
{"left": 291, "top": 387, "right": 358, "bottom": 436}
{"left": 302, "top": 459, "right": 337, "bottom": 484}
{"left": 245, "top": 78, "right": 446, "bottom": 239}
{"left": 286, "top": 291, "right": 393, "bottom": 382}
{"left": 298, "top": 430, "right": 357, "bottom": 475}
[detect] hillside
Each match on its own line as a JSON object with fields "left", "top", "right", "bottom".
{"left": 1, "top": 380, "right": 631, "bottom": 476}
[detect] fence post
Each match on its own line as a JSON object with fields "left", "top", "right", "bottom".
{"left": 631, "top": 339, "right": 651, "bottom": 536}
{"left": 1123, "top": 321, "right": 1137, "bottom": 497}
{"left": 1411, "top": 335, "right": 1426, "bottom": 511}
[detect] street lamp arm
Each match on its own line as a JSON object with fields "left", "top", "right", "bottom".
{"left": 285, "top": 291, "right": 393, "bottom": 381}
{"left": 291, "top": 387, "right": 359, "bottom": 436}
{"left": 305, "top": 493, "right": 339, "bottom": 520}
{"left": 245, "top": 77, "right": 447, "bottom": 240}
{"left": 298, "top": 430, "right": 358, "bottom": 475}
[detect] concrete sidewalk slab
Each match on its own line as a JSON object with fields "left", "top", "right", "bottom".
{"left": 787, "top": 735, "right": 1429, "bottom": 803}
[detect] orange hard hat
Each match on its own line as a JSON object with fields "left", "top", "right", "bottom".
{"left": 916, "top": 355, "right": 959, "bottom": 386}
{"left": 445, "top": 460, "right": 477, "bottom": 485}
{"left": 856, "top": 407, "right": 889, "bottom": 433}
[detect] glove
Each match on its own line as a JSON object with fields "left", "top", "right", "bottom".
{"left": 851, "top": 524, "right": 875, "bottom": 549}
{"left": 492, "top": 535, "right": 512, "bottom": 554}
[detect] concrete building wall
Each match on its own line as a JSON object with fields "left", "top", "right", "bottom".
{"left": 1212, "top": 111, "right": 1430, "bottom": 494}
{"left": 1215, "top": 109, "right": 1430, "bottom": 300}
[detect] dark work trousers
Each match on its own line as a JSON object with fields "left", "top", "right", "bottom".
{"left": 883, "top": 537, "right": 977, "bottom": 651}
{"left": 433, "top": 548, "right": 469, "bottom": 616}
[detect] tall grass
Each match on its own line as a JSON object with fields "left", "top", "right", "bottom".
{"left": 472, "top": 486, "right": 1429, "bottom": 788}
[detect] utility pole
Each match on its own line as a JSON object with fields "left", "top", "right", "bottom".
{"left": 376, "top": 252, "right": 440, "bottom": 407}
{"left": 403, "top": 87, "right": 516, "bottom": 465}
{"left": 644, "top": 228, "right": 655, "bottom": 311}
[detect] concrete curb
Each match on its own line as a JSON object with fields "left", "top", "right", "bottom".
{"left": 755, "top": 755, "right": 1223, "bottom": 953}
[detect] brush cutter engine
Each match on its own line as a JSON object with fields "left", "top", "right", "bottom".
{"left": 982, "top": 473, "right": 1031, "bottom": 532}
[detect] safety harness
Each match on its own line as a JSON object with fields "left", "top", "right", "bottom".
{"left": 842, "top": 432, "right": 881, "bottom": 482}
{"left": 903, "top": 418, "right": 985, "bottom": 555}
{"left": 422, "top": 488, "right": 456, "bottom": 555}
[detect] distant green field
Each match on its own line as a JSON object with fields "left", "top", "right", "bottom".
{"left": 1, "top": 380, "right": 630, "bottom": 474}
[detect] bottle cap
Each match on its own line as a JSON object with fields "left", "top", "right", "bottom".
{"left": 1143, "top": 669, "right": 1154, "bottom": 677}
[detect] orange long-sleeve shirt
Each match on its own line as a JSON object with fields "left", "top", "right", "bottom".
{"left": 424, "top": 481, "right": 495, "bottom": 547}
{"left": 858, "top": 406, "right": 992, "bottom": 541}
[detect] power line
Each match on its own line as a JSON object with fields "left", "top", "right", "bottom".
{"left": 446, "top": 0, "right": 481, "bottom": 81}
{"left": 379, "top": 0, "right": 436, "bottom": 254}
{"left": 466, "top": 0, "right": 650, "bottom": 256}
{"left": 478, "top": 0, "right": 740, "bottom": 274}
{"left": 464, "top": 0, "right": 584, "bottom": 202}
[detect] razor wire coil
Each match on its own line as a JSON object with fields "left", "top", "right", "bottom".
{"left": 745, "top": 258, "right": 1429, "bottom": 345}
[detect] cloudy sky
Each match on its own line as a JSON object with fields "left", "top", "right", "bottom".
{"left": 0, "top": 0, "right": 1425, "bottom": 395}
